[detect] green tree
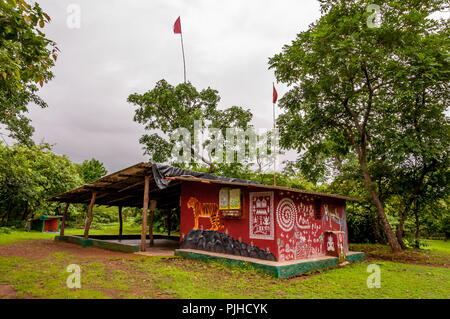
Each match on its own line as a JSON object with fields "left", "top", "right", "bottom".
{"left": 441, "top": 212, "right": 450, "bottom": 241}
{"left": 0, "top": 0, "right": 58, "bottom": 144}
{"left": 269, "top": 0, "right": 449, "bottom": 252}
{"left": 0, "top": 142, "right": 81, "bottom": 224}
{"left": 127, "top": 80, "right": 253, "bottom": 173}
{"left": 76, "top": 159, "right": 108, "bottom": 184}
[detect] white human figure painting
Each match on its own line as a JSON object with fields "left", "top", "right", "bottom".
{"left": 327, "top": 236, "right": 335, "bottom": 252}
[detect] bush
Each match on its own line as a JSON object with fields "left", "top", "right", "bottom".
{"left": 346, "top": 207, "right": 382, "bottom": 244}
{"left": 0, "top": 226, "right": 13, "bottom": 234}
{"left": 130, "top": 209, "right": 180, "bottom": 234}
{"left": 403, "top": 235, "right": 430, "bottom": 249}
{"left": 441, "top": 216, "right": 450, "bottom": 241}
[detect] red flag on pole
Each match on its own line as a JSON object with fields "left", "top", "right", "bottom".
{"left": 174, "top": 16, "right": 182, "bottom": 34}
{"left": 173, "top": 16, "right": 186, "bottom": 82}
{"left": 273, "top": 84, "right": 278, "bottom": 104}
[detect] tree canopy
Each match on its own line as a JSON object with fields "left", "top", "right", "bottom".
{"left": 0, "top": 142, "right": 81, "bottom": 224}
{"left": 76, "top": 159, "right": 108, "bottom": 184}
{"left": 127, "top": 79, "right": 254, "bottom": 173}
{"left": 0, "top": 0, "right": 58, "bottom": 144}
{"left": 269, "top": 0, "right": 449, "bottom": 251}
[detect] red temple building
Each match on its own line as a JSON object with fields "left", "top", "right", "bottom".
{"left": 174, "top": 176, "right": 351, "bottom": 262}
{"left": 50, "top": 163, "right": 364, "bottom": 278}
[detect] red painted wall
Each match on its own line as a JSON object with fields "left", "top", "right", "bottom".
{"left": 180, "top": 181, "right": 348, "bottom": 262}
{"left": 43, "top": 218, "right": 59, "bottom": 232}
{"left": 180, "top": 181, "right": 279, "bottom": 257}
{"left": 274, "top": 191, "right": 347, "bottom": 261}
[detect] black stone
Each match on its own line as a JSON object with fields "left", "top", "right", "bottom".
{"left": 180, "top": 229, "right": 277, "bottom": 261}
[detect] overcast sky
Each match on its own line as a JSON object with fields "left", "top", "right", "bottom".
{"left": 8, "top": 0, "right": 321, "bottom": 173}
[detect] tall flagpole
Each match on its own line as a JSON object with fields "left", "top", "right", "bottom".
{"left": 174, "top": 16, "right": 187, "bottom": 83}
{"left": 273, "top": 83, "right": 277, "bottom": 187}
{"left": 180, "top": 31, "right": 187, "bottom": 83}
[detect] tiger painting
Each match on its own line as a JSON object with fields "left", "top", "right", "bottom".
{"left": 187, "top": 197, "right": 224, "bottom": 231}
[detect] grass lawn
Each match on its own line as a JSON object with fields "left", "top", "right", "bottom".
{"left": 63, "top": 222, "right": 144, "bottom": 236}
{"left": 422, "top": 239, "right": 450, "bottom": 255}
{"left": 0, "top": 229, "right": 449, "bottom": 299}
{"left": 350, "top": 240, "right": 450, "bottom": 267}
{"left": 0, "top": 229, "right": 56, "bottom": 245}
{"left": 0, "top": 222, "right": 177, "bottom": 245}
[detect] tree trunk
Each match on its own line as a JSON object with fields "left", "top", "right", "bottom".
{"left": 0, "top": 212, "right": 6, "bottom": 225}
{"left": 2, "top": 200, "right": 12, "bottom": 225}
{"left": 3, "top": 207, "right": 10, "bottom": 225}
{"left": 344, "top": 120, "right": 401, "bottom": 252}
{"left": 373, "top": 215, "right": 386, "bottom": 245}
{"left": 414, "top": 203, "right": 420, "bottom": 241}
{"left": 21, "top": 202, "right": 29, "bottom": 220}
{"left": 359, "top": 156, "right": 402, "bottom": 253}
{"left": 396, "top": 167, "right": 428, "bottom": 249}
{"left": 396, "top": 206, "right": 409, "bottom": 250}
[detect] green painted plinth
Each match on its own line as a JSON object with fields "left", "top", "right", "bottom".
{"left": 345, "top": 251, "right": 366, "bottom": 263}
{"left": 175, "top": 249, "right": 366, "bottom": 279}
{"left": 54, "top": 235, "right": 139, "bottom": 253}
{"left": 55, "top": 235, "right": 93, "bottom": 247}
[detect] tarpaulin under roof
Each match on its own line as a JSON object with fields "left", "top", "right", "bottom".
{"left": 151, "top": 163, "right": 263, "bottom": 189}
{"left": 47, "top": 162, "right": 361, "bottom": 208}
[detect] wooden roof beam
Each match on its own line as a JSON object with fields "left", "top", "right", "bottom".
{"left": 118, "top": 173, "right": 151, "bottom": 178}
{"left": 103, "top": 195, "right": 135, "bottom": 205}
{"left": 118, "top": 180, "right": 146, "bottom": 193}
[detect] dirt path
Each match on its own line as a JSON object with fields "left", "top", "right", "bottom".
{"left": 0, "top": 239, "right": 138, "bottom": 261}
{"left": 0, "top": 285, "right": 17, "bottom": 299}
{"left": 0, "top": 239, "right": 174, "bottom": 299}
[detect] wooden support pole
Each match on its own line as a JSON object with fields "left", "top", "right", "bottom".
{"left": 84, "top": 192, "right": 96, "bottom": 239}
{"left": 140, "top": 176, "right": 150, "bottom": 252}
{"left": 118, "top": 206, "right": 123, "bottom": 242}
{"left": 60, "top": 203, "right": 70, "bottom": 236}
{"left": 149, "top": 200, "right": 157, "bottom": 246}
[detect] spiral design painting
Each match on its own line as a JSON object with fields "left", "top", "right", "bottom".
{"left": 276, "top": 198, "right": 297, "bottom": 232}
